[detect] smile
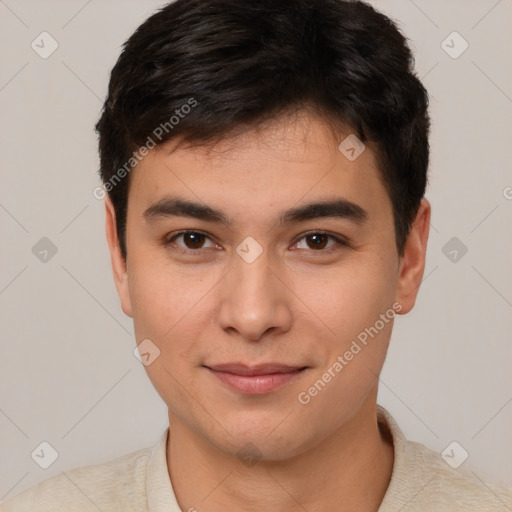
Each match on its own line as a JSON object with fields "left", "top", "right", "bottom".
{"left": 204, "top": 363, "right": 309, "bottom": 395}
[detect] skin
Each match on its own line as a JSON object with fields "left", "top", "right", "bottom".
{"left": 105, "top": 110, "right": 430, "bottom": 512}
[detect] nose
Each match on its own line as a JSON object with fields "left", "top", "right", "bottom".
{"left": 217, "top": 247, "right": 293, "bottom": 342}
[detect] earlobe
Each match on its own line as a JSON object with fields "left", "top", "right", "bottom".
{"left": 395, "top": 198, "right": 431, "bottom": 315}
{"left": 104, "top": 196, "right": 133, "bottom": 318}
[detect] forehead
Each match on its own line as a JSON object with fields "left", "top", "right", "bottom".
{"left": 127, "top": 113, "right": 391, "bottom": 224}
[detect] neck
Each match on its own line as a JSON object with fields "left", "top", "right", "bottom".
{"left": 167, "top": 396, "right": 394, "bottom": 512}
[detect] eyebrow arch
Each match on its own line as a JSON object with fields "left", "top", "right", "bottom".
{"left": 279, "top": 198, "right": 367, "bottom": 225}
{"left": 143, "top": 196, "right": 368, "bottom": 226}
{"left": 143, "top": 197, "right": 231, "bottom": 225}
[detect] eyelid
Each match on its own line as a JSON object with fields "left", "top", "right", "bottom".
{"left": 292, "top": 230, "right": 350, "bottom": 252}
{"left": 164, "top": 229, "right": 350, "bottom": 253}
{"left": 163, "top": 229, "right": 219, "bottom": 250}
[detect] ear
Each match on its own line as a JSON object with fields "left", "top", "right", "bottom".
{"left": 105, "top": 195, "right": 133, "bottom": 318}
{"left": 395, "top": 198, "right": 431, "bottom": 314}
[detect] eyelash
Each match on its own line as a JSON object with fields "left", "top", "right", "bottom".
{"left": 162, "top": 230, "right": 350, "bottom": 255}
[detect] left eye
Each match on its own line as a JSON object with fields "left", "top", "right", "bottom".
{"left": 294, "top": 232, "right": 346, "bottom": 252}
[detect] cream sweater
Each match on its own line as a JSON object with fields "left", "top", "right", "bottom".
{"left": 2, "top": 406, "right": 511, "bottom": 511}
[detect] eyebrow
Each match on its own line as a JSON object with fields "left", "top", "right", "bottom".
{"left": 143, "top": 196, "right": 368, "bottom": 226}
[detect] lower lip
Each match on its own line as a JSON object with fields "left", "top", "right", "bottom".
{"left": 207, "top": 368, "right": 305, "bottom": 395}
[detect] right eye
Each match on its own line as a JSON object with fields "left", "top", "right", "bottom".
{"left": 163, "top": 230, "right": 221, "bottom": 254}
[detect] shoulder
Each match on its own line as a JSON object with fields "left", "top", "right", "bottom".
{"left": 0, "top": 446, "right": 151, "bottom": 512}
{"left": 404, "top": 439, "right": 512, "bottom": 510}
{"left": 377, "top": 406, "right": 512, "bottom": 511}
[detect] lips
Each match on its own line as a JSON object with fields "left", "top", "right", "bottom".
{"left": 207, "top": 363, "right": 307, "bottom": 375}
{"left": 205, "top": 363, "right": 308, "bottom": 394}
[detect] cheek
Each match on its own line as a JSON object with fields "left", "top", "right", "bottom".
{"left": 128, "top": 265, "right": 175, "bottom": 342}
{"left": 127, "top": 257, "right": 219, "bottom": 375}
{"left": 294, "top": 252, "right": 399, "bottom": 338}
{"left": 129, "top": 256, "right": 197, "bottom": 332}
{"left": 127, "top": 262, "right": 209, "bottom": 407}
{"left": 293, "top": 250, "right": 399, "bottom": 403}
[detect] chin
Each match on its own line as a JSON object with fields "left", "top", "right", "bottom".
{"left": 205, "top": 415, "right": 318, "bottom": 463}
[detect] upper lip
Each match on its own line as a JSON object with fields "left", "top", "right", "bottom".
{"left": 206, "top": 363, "right": 307, "bottom": 376}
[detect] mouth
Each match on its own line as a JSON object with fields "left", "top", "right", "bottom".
{"left": 204, "top": 363, "right": 309, "bottom": 395}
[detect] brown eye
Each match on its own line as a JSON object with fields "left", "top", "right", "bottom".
{"left": 305, "top": 233, "right": 329, "bottom": 250}
{"left": 164, "top": 231, "right": 217, "bottom": 252}
{"left": 182, "top": 232, "right": 206, "bottom": 249}
{"left": 295, "top": 232, "right": 346, "bottom": 252}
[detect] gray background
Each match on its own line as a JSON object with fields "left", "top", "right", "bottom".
{"left": 1, "top": 0, "right": 511, "bottom": 502}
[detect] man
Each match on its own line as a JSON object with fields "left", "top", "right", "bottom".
{"left": 2, "top": 0, "right": 511, "bottom": 510}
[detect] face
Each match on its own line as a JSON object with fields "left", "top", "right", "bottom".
{"left": 105, "top": 111, "right": 429, "bottom": 461}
